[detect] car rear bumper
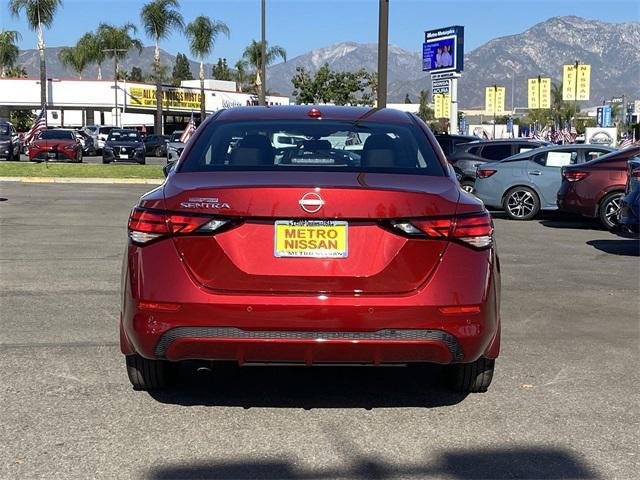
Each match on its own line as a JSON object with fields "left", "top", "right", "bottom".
{"left": 120, "top": 239, "right": 501, "bottom": 366}
{"left": 557, "top": 186, "right": 596, "bottom": 217}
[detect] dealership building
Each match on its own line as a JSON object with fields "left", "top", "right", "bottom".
{"left": 0, "top": 77, "right": 290, "bottom": 133}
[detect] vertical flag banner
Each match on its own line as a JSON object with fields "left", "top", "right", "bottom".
{"left": 528, "top": 78, "right": 539, "bottom": 109}
{"left": 563, "top": 65, "right": 576, "bottom": 101}
{"left": 486, "top": 86, "right": 505, "bottom": 115}
{"left": 485, "top": 87, "right": 495, "bottom": 115}
{"left": 434, "top": 93, "right": 451, "bottom": 119}
{"left": 494, "top": 87, "right": 505, "bottom": 115}
{"left": 539, "top": 78, "right": 551, "bottom": 109}
{"left": 576, "top": 64, "right": 590, "bottom": 101}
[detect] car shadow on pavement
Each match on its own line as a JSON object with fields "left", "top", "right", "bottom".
{"left": 149, "top": 364, "right": 467, "bottom": 409}
{"left": 147, "top": 447, "right": 599, "bottom": 479}
{"left": 586, "top": 239, "right": 640, "bottom": 256}
{"left": 538, "top": 212, "right": 604, "bottom": 230}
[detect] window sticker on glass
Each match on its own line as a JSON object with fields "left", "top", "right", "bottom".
{"left": 546, "top": 151, "right": 573, "bottom": 167}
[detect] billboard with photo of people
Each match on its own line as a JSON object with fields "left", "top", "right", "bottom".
{"left": 422, "top": 26, "right": 464, "bottom": 73}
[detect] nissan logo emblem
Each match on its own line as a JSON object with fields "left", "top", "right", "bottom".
{"left": 299, "top": 192, "right": 324, "bottom": 213}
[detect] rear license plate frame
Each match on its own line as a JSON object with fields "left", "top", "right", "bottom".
{"left": 274, "top": 220, "right": 348, "bottom": 258}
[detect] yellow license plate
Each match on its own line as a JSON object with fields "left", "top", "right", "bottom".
{"left": 274, "top": 220, "right": 348, "bottom": 258}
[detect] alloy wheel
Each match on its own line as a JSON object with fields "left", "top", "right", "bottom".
{"left": 603, "top": 195, "right": 622, "bottom": 228}
{"left": 506, "top": 190, "right": 535, "bottom": 219}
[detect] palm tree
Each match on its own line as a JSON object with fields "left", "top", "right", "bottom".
{"left": 58, "top": 46, "right": 88, "bottom": 79}
{"left": 0, "top": 30, "right": 22, "bottom": 77}
{"left": 140, "top": 0, "right": 184, "bottom": 134}
{"left": 242, "top": 40, "right": 286, "bottom": 100}
{"left": 78, "top": 32, "right": 105, "bottom": 80}
{"left": 234, "top": 59, "right": 248, "bottom": 92}
{"left": 185, "top": 15, "right": 229, "bottom": 120}
{"left": 97, "top": 23, "right": 143, "bottom": 78}
{"left": 9, "top": 0, "right": 63, "bottom": 108}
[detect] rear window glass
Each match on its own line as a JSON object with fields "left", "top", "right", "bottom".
{"left": 38, "top": 130, "right": 74, "bottom": 140}
{"left": 180, "top": 120, "right": 444, "bottom": 176}
{"left": 481, "top": 144, "right": 512, "bottom": 160}
{"left": 108, "top": 130, "right": 141, "bottom": 141}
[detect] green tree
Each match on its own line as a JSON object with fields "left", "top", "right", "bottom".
{"left": 58, "top": 45, "right": 88, "bottom": 79}
{"left": 0, "top": 30, "right": 21, "bottom": 77}
{"left": 417, "top": 90, "right": 434, "bottom": 122}
{"left": 242, "top": 39, "right": 286, "bottom": 98}
{"left": 140, "top": 0, "right": 184, "bottom": 134}
{"left": 185, "top": 15, "right": 229, "bottom": 119}
{"left": 291, "top": 64, "right": 374, "bottom": 106}
{"left": 5, "top": 65, "right": 27, "bottom": 77}
{"left": 129, "top": 66, "right": 144, "bottom": 82}
{"left": 171, "top": 52, "right": 193, "bottom": 85}
{"left": 97, "top": 23, "right": 143, "bottom": 79}
{"left": 404, "top": 93, "right": 412, "bottom": 104}
{"left": 78, "top": 31, "right": 105, "bottom": 80}
{"left": 10, "top": 109, "right": 34, "bottom": 130}
{"left": 212, "top": 58, "right": 232, "bottom": 81}
{"left": 233, "top": 59, "right": 248, "bottom": 92}
{"left": 9, "top": 0, "right": 63, "bottom": 107}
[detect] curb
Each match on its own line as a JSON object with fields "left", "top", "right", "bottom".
{"left": 0, "top": 176, "right": 164, "bottom": 185}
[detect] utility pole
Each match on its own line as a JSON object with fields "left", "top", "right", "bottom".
{"left": 103, "top": 48, "right": 127, "bottom": 127}
{"left": 259, "top": 0, "right": 267, "bottom": 106}
{"left": 377, "top": 0, "right": 389, "bottom": 108}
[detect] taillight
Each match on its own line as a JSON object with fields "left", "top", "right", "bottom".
{"left": 390, "top": 212, "right": 493, "bottom": 250}
{"left": 477, "top": 169, "right": 497, "bottom": 178}
{"left": 563, "top": 170, "right": 588, "bottom": 182}
{"left": 127, "top": 207, "right": 232, "bottom": 245}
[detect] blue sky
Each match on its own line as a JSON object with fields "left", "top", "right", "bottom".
{"left": 1, "top": 0, "right": 638, "bottom": 64}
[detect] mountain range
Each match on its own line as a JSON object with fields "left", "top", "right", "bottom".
{"left": 14, "top": 16, "right": 640, "bottom": 108}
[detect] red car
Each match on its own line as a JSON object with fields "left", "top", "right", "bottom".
{"left": 28, "top": 129, "right": 83, "bottom": 162}
{"left": 121, "top": 106, "right": 501, "bottom": 393}
{"left": 558, "top": 146, "right": 640, "bottom": 229}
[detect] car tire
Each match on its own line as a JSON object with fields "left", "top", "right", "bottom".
{"left": 447, "top": 357, "right": 495, "bottom": 393}
{"left": 125, "top": 354, "right": 174, "bottom": 390}
{"left": 102, "top": 158, "right": 110, "bottom": 164}
{"left": 12, "top": 148, "right": 21, "bottom": 161}
{"left": 139, "top": 158, "right": 146, "bottom": 165}
{"left": 503, "top": 186, "right": 540, "bottom": 220}
{"left": 77, "top": 151, "right": 83, "bottom": 163}
{"left": 598, "top": 192, "right": 624, "bottom": 230}
{"left": 460, "top": 180, "right": 475, "bottom": 194}
{"left": 154, "top": 146, "right": 164, "bottom": 157}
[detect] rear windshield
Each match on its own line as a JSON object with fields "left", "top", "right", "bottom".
{"left": 38, "top": 130, "right": 74, "bottom": 140}
{"left": 180, "top": 120, "right": 444, "bottom": 176}
{"left": 108, "top": 130, "right": 141, "bottom": 141}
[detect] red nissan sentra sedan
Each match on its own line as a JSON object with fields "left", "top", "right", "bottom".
{"left": 121, "top": 106, "right": 501, "bottom": 393}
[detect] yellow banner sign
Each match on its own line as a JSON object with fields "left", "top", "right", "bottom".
{"left": 528, "top": 77, "right": 551, "bottom": 109}
{"left": 485, "top": 86, "right": 505, "bottom": 115}
{"left": 563, "top": 64, "right": 590, "bottom": 101}
{"left": 576, "top": 64, "right": 590, "bottom": 101}
{"left": 129, "top": 86, "right": 202, "bottom": 110}
{"left": 434, "top": 93, "right": 450, "bottom": 119}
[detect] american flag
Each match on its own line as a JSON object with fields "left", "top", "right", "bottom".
{"left": 179, "top": 113, "right": 196, "bottom": 144}
{"left": 620, "top": 134, "right": 635, "bottom": 149}
{"left": 23, "top": 107, "right": 47, "bottom": 145}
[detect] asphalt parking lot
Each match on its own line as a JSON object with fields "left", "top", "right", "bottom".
{"left": 0, "top": 182, "right": 638, "bottom": 480}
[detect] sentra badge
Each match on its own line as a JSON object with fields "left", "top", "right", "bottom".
{"left": 180, "top": 197, "right": 231, "bottom": 209}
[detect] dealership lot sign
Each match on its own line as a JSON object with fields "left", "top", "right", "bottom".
{"left": 129, "top": 86, "right": 202, "bottom": 110}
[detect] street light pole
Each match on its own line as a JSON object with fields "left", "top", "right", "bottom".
{"left": 377, "top": 0, "right": 389, "bottom": 108}
{"left": 259, "top": 0, "right": 267, "bottom": 106}
{"left": 103, "top": 48, "right": 127, "bottom": 127}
